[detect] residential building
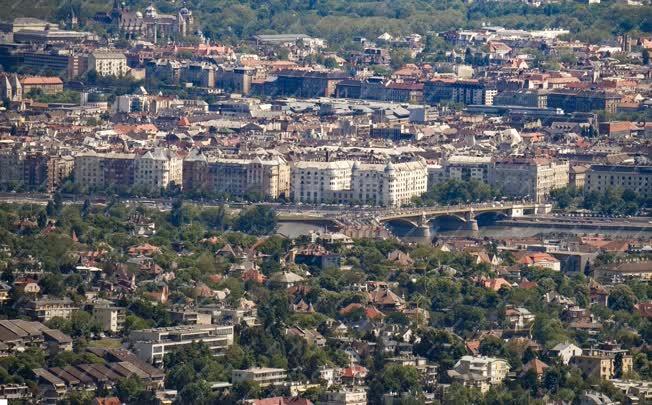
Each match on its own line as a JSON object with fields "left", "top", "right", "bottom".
{"left": 584, "top": 165, "right": 652, "bottom": 199}
{"left": 23, "top": 297, "right": 79, "bottom": 322}
{"left": 129, "top": 324, "right": 234, "bottom": 366}
{"left": 134, "top": 149, "right": 183, "bottom": 191}
{"left": 547, "top": 90, "right": 620, "bottom": 114}
{"left": 183, "top": 152, "right": 290, "bottom": 199}
{"left": 571, "top": 354, "right": 633, "bottom": 380}
{"left": 424, "top": 79, "right": 495, "bottom": 106}
{"left": 448, "top": 356, "right": 510, "bottom": 393}
{"left": 443, "top": 155, "right": 493, "bottom": 183}
{"left": 322, "top": 388, "right": 367, "bottom": 405}
{"left": 73, "top": 152, "right": 136, "bottom": 191}
{"left": 291, "top": 160, "right": 428, "bottom": 207}
{"left": 231, "top": 367, "right": 287, "bottom": 386}
{"left": 216, "top": 67, "right": 254, "bottom": 95}
{"left": 549, "top": 342, "right": 583, "bottom": 365}
{"left": 267, "top": 70, "right": 348, "bottom": 98}
{"left": 93, "top": 306, "right": 126, "bottom": 334}
{"left": 505, "top": 306, "right": 536, "bottom": 330}
{"left": 494, "top": 90, "right": 548, "bottom": 108}
{"left": 0, "top": 151, "right": 73, "bottom": 192}
{"left": 88, "top": 50, "right": 128, "bottom": 77}
{"left": 0, "top": 319, "right": 72, "bottom": 354}
{"left": 517, "top": 252, "right": 561, "bottom": 271}
{"left": 490, "top": 158, "right": 569, "bottom": 202}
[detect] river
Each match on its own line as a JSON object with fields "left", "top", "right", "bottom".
{"left": 277, "top": 221, "right": 652, "bottom": 242}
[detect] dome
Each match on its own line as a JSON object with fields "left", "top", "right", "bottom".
{"left": 384, "top": 162, "right": 396, "bottom": 173}
{"left": 179, "top": 7, "right": 191, "bottom": 15}
{"left": 135, "top": 11, "right": 143, "bottom": 17}
{"left": 352, "top": 161, "right": 360, "bottom": 170}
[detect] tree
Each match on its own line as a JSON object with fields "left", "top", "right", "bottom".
{"left": 381, "top": 364, "right": 422, "bottom": 394}
{"left": 169, "top": 198, "right": 185, "bottom": 227}
{"left": 608, "top": 285, "right": 638, "bottom": 311}
{"left": 53, "top": 192, "right": 63, "bottom": 215}
{"left": 234, "top": 205, "right": 277, "bottom": 235}
{"left": 643, "top": 48, "right": 650, "bottom": 65}
{"left": 40, "top": 273, "right": 65, "bottom": 297}
{"left": 115, "top": 375, "right": 146, "bottom": 402}
{"left": 81, "top": 199, "right": 91, "bottom": 219}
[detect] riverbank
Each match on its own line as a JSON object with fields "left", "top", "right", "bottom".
{"left": 496, "top": 218, "right": 652, "bottom": 232}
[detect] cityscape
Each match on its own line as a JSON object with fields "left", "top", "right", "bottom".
{"left": 0, "top": 0, "right": 649, "bottom": 404}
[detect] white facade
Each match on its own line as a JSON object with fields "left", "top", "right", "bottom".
{"left": 291, "top": 160, "right": 427, "bottom": 207}
{"left": 323, "top": 388, "right": 368, "bottom": 405}
{"left": 134, "top": 149, "right": 183, "bottom": 190}
{"left": 231, "top": 367, "right": 287, "bottom": 386}
{"left": 93, "top": 306, "right": 125, "bottom": 333}
{"left": 129, "top": 324, "right": 234, "bottom": 365}
{"left": 88, "top": 51, "right": 128, "bottom": 77}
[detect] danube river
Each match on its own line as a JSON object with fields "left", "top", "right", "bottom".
{"left": 277, "top": 221, "right": 651, "bottom": 242}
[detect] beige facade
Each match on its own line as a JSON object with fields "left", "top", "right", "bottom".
{"left": 73, "top": 152, "right": 136, "bottom": 190}
{"left": 585, "top": 165, "right": 652, "bottom": 199}
{"left": 183, "top": 152, "right": 290, "bottom": 199}
{"left": 491, "top": 158, "right": 569, "bottom": 202}
{"left": 88, "top": 50, "right": 128, "bottom": 77}
{"left": 93, "top": 306, "right": 126, "bottom": 333}
{"left": 448, "top": 355, "right": 510, "bottom": 393}
{"left": 571, "top": 354, "right": 633, "bottom": 380}
{"left": 231, "top": 367, "right": 287, "bottom": 386}
{"left": 323, "top": 388, "right": 367, "bottom": 405}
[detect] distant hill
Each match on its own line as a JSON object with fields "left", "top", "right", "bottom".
{"left": 3, "top": 0, "right": 652, "bottom": 48}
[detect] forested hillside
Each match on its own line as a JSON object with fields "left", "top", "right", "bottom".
{"left": 3, "top": 0, "right": 652, "bottom": 48}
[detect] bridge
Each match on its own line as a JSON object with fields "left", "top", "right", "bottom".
{"left": 375, "top": 202, "right": 553, "bottom": 236}
{"left": 277, "top": 202, "right": 553, "bottom": 235}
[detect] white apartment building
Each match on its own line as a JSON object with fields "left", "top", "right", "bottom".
{"left": 93, "top": 306, "right": 126, "bottom": 333}
{"left": 291, "top": 161, "right": 352, "bottom": 204}
{"left": 129, "top": 324, "right": 234, "bottom": 366}
{"left": 291, "top": 160, "right": 428, "bottom": 207}
{"left": 448, "top": 355, "right": 510, "bottom": 393}
{"left": 323, "top": 388, "right": 368, "bottom": 405}
{"left": 88, "top": 50, "right": 128, "bottom": 77}
{"left": 134, "top": 149, "right": 183, "bottom": 191}
{"left": 585, "top": 165, "right": 652, "bottom": 199}
{"left": 491, "top": 158, "right": 569, "bottom": 202}
{"left": 231, "top": 367, "right": 287, "bottom": 386}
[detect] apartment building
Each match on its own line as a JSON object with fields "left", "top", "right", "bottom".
{"left": 129, "top": 324, "right": 234, "bottom": 366}
{"left": 183, "top": 152, "right": 290, "bottom": 199}
{"left": 291, "top": 160, "right": 428, "bottom": 207}
{"left": 585, "top": 165, "right": 652, "bottom": 199}
{"left": 0, "top": 150, "right": 72, "bottom": 192}
{"left": 448, "top": 355, "right": 510, "bottom": 393}
{"left": 134, "top": 149, "right": 183, "bottom": 191}
{"left": 442, "top": 155, "right": 493, "bottom": 183}
{"left": 74, "top": 151, "right": 136, "bottom": 190}
{"left": 491, "top": 158, "right": 569, "bottom": 202}
{"left": 231, "top": 367, "right": 287, "bottom": 386}
{"left": 424, "top": 79, "right": 495, "bottom": 106}
{"left": 570, "top": 353, "right": 633, "bottom": 380}
{"left": 23, "top": 297, "right": 79, "bottom": 322}
{"left": 88, "top": 50, "right": 128, "bottom": 77}
{"left": 547, "top": 89, "right": 621, "bottom": 114}
{"left": 291, "top": 161, "right": 353, "bottom": 204}
{"left": 93, "top": 306, "right": 126, "bottom": 333}
{"left": 322, "top": 388, "right": 368, "bottom": 405}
